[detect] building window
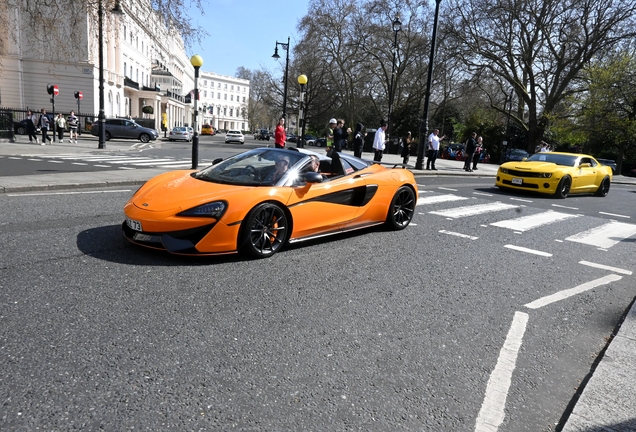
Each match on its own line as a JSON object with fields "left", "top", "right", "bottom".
{"left": 130, "top": 66, "right": 133, "bottom": 78}
{"left": 224, "top": 84, "right": 227, "bottom": 89}
{"left": 230, "top": 108, "right": 233, "bottom": 117}
{"left": 203, "top": 80, "right": 207, "bottom": 86}
{"left": 223, "top": 108, "right": 227, "bottom": 115}
{"left": 237, "top": 86, "right": 240, "bottom": 92}
{"left": 211, "top": 82, "right": 214, "bottom": 88}
{"left": 217, "top": 92, "right": 220, "bottom": 99}
{"left": 230, "top": 95, "right": 233, "bottom": 101}
{"left": 204, "top": 90, "right": 207, "bottom": 97}
{"left": 243, "top": 97, "right": 246, "bottom": 103}
{"left": 224, "top": 94, "right": 227, "bottom": 100}
{"left": 231, "top": 85, "right": 234, "bottom": 91}
{"left": 124, "top": 61, "right": 127, "bottom": 77}
{"left": 123, "top": 25, "right": 127, "bottom": 40}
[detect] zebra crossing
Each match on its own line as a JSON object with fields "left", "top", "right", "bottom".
{"left": 28, "top": 153, "right": 202, "bottom": 169}
{"left": 416, "top": 192, "right": 636, "bottom": 251}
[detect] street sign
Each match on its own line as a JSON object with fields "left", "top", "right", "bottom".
{"left": 75, "top": 91, "right": 83, "bottom": 100}
{"left": 53, "top": 85, "right": 59, "bottom": 96}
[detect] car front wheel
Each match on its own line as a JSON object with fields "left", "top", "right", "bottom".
{"left": 554, "top": 175, "right": 571, "bottom": 198}
{"left": 239, "top": 203, "right": 288, "bottom": 258}
{"left": 386, "top": 185, "right": 416, "bottom": 230}
{"left": 105, "top": 131, "right": 111, "bottom": 141}
{"left": 17, "top": 126, "right": 27, "bottom": 135}
{"left": 595, "top": 176, "right": 610, "bottom": 197}
{"left": 139, "top": 133, "right": 150, "bottom": 143}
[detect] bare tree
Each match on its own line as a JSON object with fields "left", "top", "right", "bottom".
{"left": 445, "top": 0, "right": 636, "bottom": 151}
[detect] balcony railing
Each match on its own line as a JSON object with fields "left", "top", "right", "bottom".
{"left": 124, "top": 77, "right": 139, "bottom": 90}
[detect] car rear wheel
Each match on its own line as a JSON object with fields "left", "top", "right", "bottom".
{"left": 139, "top": 133, "right": 150, "bottom": 143}
{"left": 105, "top": 131, "right": 111, "bottom": 141}
{"left": 595, "top": 176, "right": 610, "bottom": 197}
{"left": 554, "top": 175, "right": 571, "bottom": 198}
{"left": 16, "top": 126, "right": 27, "bottom": 135}
{"left": 239, "top": 203, "right": 288, "bottom": 258}
{"left": 386, "top": 186, "right": 416, "bottom": 230}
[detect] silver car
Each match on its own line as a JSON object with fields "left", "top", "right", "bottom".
{"left": 225, "top": 130, "right": 244, "bottom": 144}
{"left": 91, "top": 118, "right": 159, "bottom": 143}
{"left": 168, "top": 127, "right": 192, "bottom": 142}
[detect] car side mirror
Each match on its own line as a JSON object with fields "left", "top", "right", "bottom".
{"left": 304, "top": 172, "right": 323, "bottom": 183}
{"left": 212, "top": 158, "right": 223, "bottom": 165}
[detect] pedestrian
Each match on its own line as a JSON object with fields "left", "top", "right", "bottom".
{"left": 426, "top": 128, "right": 446, "bottom": 170}
{"left": 324, "top": 118, "right": 336, "bottom": 156}
{"left": 333, "top": 119, "right": 349, "bottom": 153}
{"left": 463, "top": 132, "right": 477, "bottom": 172}
{"left": 352, "top": 122, "right": 365, "bottom": 158}
{"left": 68, "top": 111, "right": 79, "bottom": 143}
{"left": 274, "top": 117, "right": 286, "bottom": 149}
{"left": 372, "top": 120, "right": 388, "bottom": 162}
{"left": 55, "top": 113, "right": 66, "bottom": 142}
{"left": 26, "top": 109, "right": 39, "bottom": 143}
{"left": 401, "top": 131, "right": 412, "bottom": 165}
{"left": 39, "top": 109, "right": 52, "bottom": 145}
{"left": 539, "top": 141, "right": 550, "bottom": 152}
{"left": 472, "top": 136, "right": 483, "bottom": 170}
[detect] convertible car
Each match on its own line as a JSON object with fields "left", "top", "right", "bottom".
{"left": 122, "top": 148, "right": 418, "bottom": 258}
{"left": 495, "top": 152, "right": 612, "bottom": 198}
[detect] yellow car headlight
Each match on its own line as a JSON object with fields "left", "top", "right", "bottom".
{"left": 538, "top": 173, "right": 552, "bottom": 178}
{"left": 500, "top": 168, "right": 509, "bottom": 174}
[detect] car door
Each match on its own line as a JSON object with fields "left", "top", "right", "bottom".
{"left": 120, "top": 120, "right": 137, "bottom": 139}
{"left": 285, "top": 157, "right": 368, "bottom": 240}
{"left": 571, "top": 157, "right": 600, "bottom": 192}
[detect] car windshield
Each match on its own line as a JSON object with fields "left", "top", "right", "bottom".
{"left": 194, "top": 149, "right": 307, "bottom": 186}
{"left": 526, "top": 153, "right": 577, "bottom": 167}
{"left": 173, "top": 127, "right": 186, "bottom": 131}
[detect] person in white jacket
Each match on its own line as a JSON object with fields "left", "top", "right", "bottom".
{"left": 373, "top": 120, "right": 388, "bottom": 161}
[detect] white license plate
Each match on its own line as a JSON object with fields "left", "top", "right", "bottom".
{"left": 512, "top": 178, "right": 523, "bottom": 185}
{"left": 126, "top": 217, "right": 142, "bottom": 231}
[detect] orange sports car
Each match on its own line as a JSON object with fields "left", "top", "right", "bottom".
{"left": 122, "top": 148, "right": 417, "bottom": 258}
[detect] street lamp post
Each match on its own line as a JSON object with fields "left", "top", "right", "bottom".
{"left": 387, "top": 14, "right": 401, "bottom": 152}
{"left": 190, "top": 54, "right": 203, "bottom": 169}
{"left": 97, "top": 0, "right": 123, "bottom": 149}
{"left": 297, "top": 74, "right": 308, "bottom": 148}
{"left": 272, "top": 37, "right": 290, "bottom": 118}
{"left": 415, "top": 0, "right": 442, "bottom": 170}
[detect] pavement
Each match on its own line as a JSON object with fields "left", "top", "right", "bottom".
{"left": 1, "top": 136, "right": 635, "bottom": 430}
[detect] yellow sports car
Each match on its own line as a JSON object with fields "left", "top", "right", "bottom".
{"left": 201, "top": 124, "right": 214, "bottom": 135}
{"left": 496, "top": 152, "right": 612, "bottom": 198}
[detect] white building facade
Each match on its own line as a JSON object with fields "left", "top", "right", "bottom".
{"left": 198, "top": 72, "right": 249, "bottom": 132}
{"left": 0, "top": 0, "right": 204, "bottom": 132}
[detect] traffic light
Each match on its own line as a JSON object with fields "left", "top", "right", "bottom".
{"left": 74, "top": 91, "right": 83, "bottom": 100}
{"left": 46, "top": 84, "right": 59, "bottom": 96}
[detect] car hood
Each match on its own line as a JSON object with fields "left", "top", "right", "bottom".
{"left": 502, "top": 161, "right": 563, "bottom": 171}
{"left": 132, "top": 171, "right": 253, "bottom": 212}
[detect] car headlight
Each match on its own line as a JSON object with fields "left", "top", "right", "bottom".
{"left": 500, "top": 168, "right": 509, "bottom": 174}
{"left": 538, "top": 173, "right": 552, "bottom": 178}
{"left": 178, "top": 201, "right": 227, "bottom": 218}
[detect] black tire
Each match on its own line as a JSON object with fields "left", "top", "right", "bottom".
{"left": 239, "top": 203, "right": 288, "bottom": 258}
{"left": 105, "top": 131, "right": 111, "bottom": 141}
{"left": 139, "top": 133, "right": 150, "bottom": 143}
{"left": 385, "top": 186, "right": 416, "bottom": 230}
{"left": 595, "top": 176, "right": 610, "bottom": 197}
{"left": 16, "top": 126, "right": 27, "bottom": 135}
{"left": 554, "top": 175, "right": 571, "bottom": 198}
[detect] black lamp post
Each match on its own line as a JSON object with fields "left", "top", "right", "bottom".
{"left": 190, "top": 54, "right": 203, "bottom": 169}
{"left": 272, "top": 37, "right": 290, "bottom": 118}
{"left": 297, "top": 74, "right": 307, "bottom": 148}
{"left": 415, "top": 0, "right": 442, "bottom": 170}
{"left": 387, "top": 14, "right": 402, "bottom": 150}
{"left": 97, "top": 0, "right": 123, "bottom": 149}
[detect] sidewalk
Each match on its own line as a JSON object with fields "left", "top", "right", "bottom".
{"left": 1, "top": 140, "right": 635, "bottom": 430}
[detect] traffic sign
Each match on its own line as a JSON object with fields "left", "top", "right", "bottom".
{"left": 53, "top": 85, "right": 59, "bottom": 96}
{"left": 75, "top": 91, "right": 83, "bottom": 100}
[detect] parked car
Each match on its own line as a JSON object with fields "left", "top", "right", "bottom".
{"left": 225, "top": 130, "right": 244, "bottom": 144}
{"left": 201, "top": 124, "right": 214, "bottom": 135}
{"left": 596, "top": 158, "right": 617, "bottom": 174}
{"left": 303, "top": 134, "right": 317, "bottom": 146}
{"left": 315, "top": 138, "right": 327, "bottom": 147}
{"left": 286, "top": 133, "right": 298, "bottom": 143}
{"left": 257, "top": 129, "right": 270, "bottom": 141}
{"left": 90, "top": 118, "right": 159, "bottom": 143}
{"left": 14, "top": 113, "right": 54, "bottom": 134}
{"left": 499, "top": 148, "right": 529, "bottom": 164}
{"left": 168, "top": 126, "right": 192, "bottom": 142}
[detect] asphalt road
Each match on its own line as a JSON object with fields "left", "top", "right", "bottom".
{"left": 1, "top": 178, "right": 634, "bottom": 430}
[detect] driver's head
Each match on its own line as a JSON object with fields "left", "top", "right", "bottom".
{"left": 276, "top": 155, "right": 290, "bottom": 171}
{"left": 310, "top": 155, "right": 320, "bottom": 172}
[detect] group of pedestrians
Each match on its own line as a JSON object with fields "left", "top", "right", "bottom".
{"left": 25, "top": 109, "right": 80, "bottom": 145}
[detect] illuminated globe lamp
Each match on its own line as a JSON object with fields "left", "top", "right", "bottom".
{"left": 297, "top": 74, "right": 308, "bottom": 147}
{"left": 190, "top": 54, "right": 203, "bottom": 169}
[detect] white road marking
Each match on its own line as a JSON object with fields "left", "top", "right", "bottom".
{"left": 438, "top": 187, "right": 458, "bottom": 191}
{"left": 491, "top": 211, "right": 579, "bottom": 232}
{"left": 565, "top": 221, "right": 636, "bottom": 249}
{"left": 439, "top": 230, "right": 479, "bottom": 240}
{"left": 93, "top": 164, "right": 112, "bottom": 167}
{"left": 473, "top": 192, "right": 494, "bottom": 197}
{"left": 430, "top": 202, "right": 518, "bottom": 218}
{"left": 475, "top": 311, "right": 529, "bottom": 432}
{"left": 524, "top": 274, "right": 623, "bottom": 309}
{"left": 504, "top": 245, "right": 552, "bottom": 257}
{"left": 509, "top": 197, "right": 533, "bottom": 202}
{"left": 417, "top": 194, "right": 468, "bottom": 206}
{"left": 7, "top": 189, "right": 132, "bottom": 197}
{"left": 71, "top": 162, "right": 88, "bottom": 165}
{"left": 579, "top": 261, "right": 632, "bottom": 276}
{"left": 27, "top": 158, "right": 44, "bottom": 161}
{"left": 47, "top": 160, "right": 64, "bottom": 163}
{"left": 598, "top": 212, "right": 630, "bottom": 219}
{"left": 552, "top": 204, "right": 579, "bottom": 210}
{"left": 8, "top": 157, "right": 22, "bottom": 159}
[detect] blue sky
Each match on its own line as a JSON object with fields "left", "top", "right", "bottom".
{"left": 187, "top": 0, "right": 311, "bottom": 77}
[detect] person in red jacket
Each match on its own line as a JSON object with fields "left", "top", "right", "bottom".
{"left": 274, "top": 117, "right": 286, "bottom": 148}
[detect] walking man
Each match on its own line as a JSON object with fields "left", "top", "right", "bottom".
{"left": 464, "top": 132, "right": 477, "bottom": 172}
{"left": 426, "top": 129, "right": 445, "bottom": 170}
